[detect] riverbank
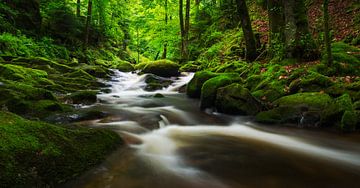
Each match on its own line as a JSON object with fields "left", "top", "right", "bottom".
{"left": 184, "top": 42, "right": 360, "bottom": 132}
{"left": 0, "top": 55, "right": 132, "bottom": 186}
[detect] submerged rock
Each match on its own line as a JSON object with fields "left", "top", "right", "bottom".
{"left": 144, "top": 74, "right": 173, "bottom": 91}
{"left": 215, "top": 83, "right": 263, "bottom": 115}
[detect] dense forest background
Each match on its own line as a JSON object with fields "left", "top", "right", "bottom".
{"left": 1, "top": 0, "right": 360, "bottom": 186}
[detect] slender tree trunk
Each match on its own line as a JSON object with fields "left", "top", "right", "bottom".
{"left": 267, "top": 0, "right": 285, "bottom": 55}
{"left": 184, "top": 0, "right": 190, "bottom": 60}
{"left": 84, "top": 0, "right": 93, "bottom": 47}
{"left": 77, "top": 0, "right": 81, "bottom": 17}
{"left": 283, "top": 0, "right": 296, "bottom": 56}
{"left": 179, "top": 0, "right": 185, "bottom": 60}
{"left": 195, "top": 0, "right": 200, "bottom": 19}
{"left": 236, "top": 0, "right": 257, "bottom": 61}
{"left": 162, "top": 0, "right": 169, "bottom": 59}
{"left": 323, "top": 0, "right": 332, "bottom": 65}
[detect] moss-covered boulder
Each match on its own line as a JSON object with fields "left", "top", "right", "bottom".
{"left": 179, "top": 61, "right": 200, "bottom": 72}
{"left": 215, "top": 83, "right": 263, "bottom": 115}
{"left": 256, "top": 92, "right": 333, "bottom": 126}
{"left": 67, "top": 90, "right": 98, "bottom": 105}
{"left": 289, "top": 71, "right": 333, "bottom": 93}
{"left": 11, "top": 57, "right": 73, "bottom": 73}
{"left": 80, "top": 64, "right": 112, "bottom": 78}
{"left": 255, "top": 106, "right": 303, "bottom": 124}
{"left": 114, "top": 60, "right": 135, "bottom": 72}
{"left": 200, "top": 73, "right": 240, "bottom": 109}
{"left": 321, "top": 94, "right": 357, "bottom": 131}
{"left": 274, "top": 92, "right": 333, "bottom": 109}
{"left": 186, "top": 71, "right": 218, "bottom": 98}
{"left": 0, "top": 111, "right": 121, "bottom": 187}
{"left": 0, "top": 64, "right": 48, "bottom": 83}
{"left": 141, "top": 60, "right": 180, "bottom": 77}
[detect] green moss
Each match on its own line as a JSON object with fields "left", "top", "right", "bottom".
{"left": 12, "top": 57, "right": 73, "bottom": 73}
{"left": 289, "top": 71, "right": 333, "bottom": 93}
{"left": 213, "top": 61, "right": 247, "bottom": 73}
{"left": 34, "top": 100, "right": 64, "bottom": 113}
{"left": 134, "top": 62, "right": 148, "bottom": 70}
{"left": 179, "top": 61, "right": 200, "bottom": 72}
{"left": 67, "top": 90, "right": 98, "bottom": 105}
{"left": 113, "top": 60, "right": 135, "bottom": 72}
{"left": 274, "top": 92, "right": 333, "bottom": 110}
{"left": 0, "top": 111, "right": 121, "bottom": 187}
{"left": 341, "top": 110, "right": 357, "bottom": 131}
{"left": 321, "top": 94, "right": 354, "bottom": 128}
{"left": 141, "top": 60, "right": 180, "bottom": 77}
{"left": 186, "top": 71, "right": 219, "bottom": 98}
{"left": 255, "top": 106, "right": 301, "bottom": 124}
{"left": 80, "top": 64, "right": 111, "bottom": 78}
{"left": 0, "top": 64, "right": 48, "bottom": 82}
{"left": 200, "top": 73, "right": 240, "bottom": 109}
{"left": 215, "top": 83, "right": 262, "bottom": 115}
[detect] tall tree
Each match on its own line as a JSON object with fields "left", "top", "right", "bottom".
{"left": 184, "top": 0, "right": 190, "bottom": 59}
{"left": 76, "top": 0, "right": 81, "bottom": 17}
{"left": 283, "top": 0, "right": 318, "bottom": 60}
{"left": 161, "top": 0, "right": 169, "bottom": 59}
{"left": 267, "top": 0, "right": 285, "bottom": 55}
{"left": 179, "top": 0, "right": 186, "bottom": 60}
{"left": 323, "top": 0, "right": 333, "bottom": 65}
{"left": 84, "top": 0, "right": 93, "bottom": 46}
{"left": 236, "top": 0, "right": 257, "bottom": 61}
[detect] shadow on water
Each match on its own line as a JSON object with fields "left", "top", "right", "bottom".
{"left": 63, "top": 71, "right": 360, "bottom": 188}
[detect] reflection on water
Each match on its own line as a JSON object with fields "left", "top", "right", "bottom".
{"left": 64, "top": 71, "right": 360, "bottom": 188}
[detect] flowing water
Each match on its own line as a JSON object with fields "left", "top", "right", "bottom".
{"left": 65, "top": 71, "right": 360, "bottom": 188}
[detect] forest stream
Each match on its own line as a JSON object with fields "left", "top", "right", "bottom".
{"left": 63, "top": 71, "right": 360, "bottom": 188}
{"left": 62, "top": 72, "right": 360, "bottom": 188}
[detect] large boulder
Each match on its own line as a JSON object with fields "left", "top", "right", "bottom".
{"left": 215, "top": 83, "right": 263, "bottom": 115}
{"left": 256, "top": 92, "right": 333, "bottom": 126}
{"left": 186, "top": 71, "right": 218, "bottom": 98}
{"left": 114, "top": 60, "right": 134, "bottom": 72}
{"left": 322, "top": 94, "right": 357, "bottom": 131}
{"left": 141, "top": 60, "right": 180, "bottom": 77}
{"left": 289, "top": 71, "right": 333, "bottom": 93}
{"left": 200, "top": 73, "right": 240, "bottom": 109}
{"left": 67, "top": 90, "right": 98, "bottom": 105}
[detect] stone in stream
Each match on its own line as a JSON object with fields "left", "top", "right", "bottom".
{"left": 255, "top": 92, "right": 333, "bottom": 127}
{"left": 215, "top": 83, "right": 263, "bottom": 115}
{"left": 140, "top": 60, "right": 180, "bottom": 77}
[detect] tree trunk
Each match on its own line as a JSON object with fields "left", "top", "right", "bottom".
{"left": 162, "top": 0, "right": 168, "bottom": 59}
{"left": 84, "top": 0, "right": 93, "bottom": 47}
{"left": 184, "top": 0, "right": 190, "bottom": 60}
{"left": 179, "top": 0, "right": 185, "bottom": 60}
{"left": 236, "top": 0, "right": 257, "bottom": 61}
{"left": 283, "top": 0, "right": 296, "bottom": 56}
{"left": 76, "top": 0, "right": 81, "bottom": 17}
{"left": 283, "top": 0, "right": 318, "bottom": 60}
{"left": 267, "top": 0, "right": 285, "bottom": 55}
{"left": 323, "top": 0, "right": 332, "bottom": 65}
